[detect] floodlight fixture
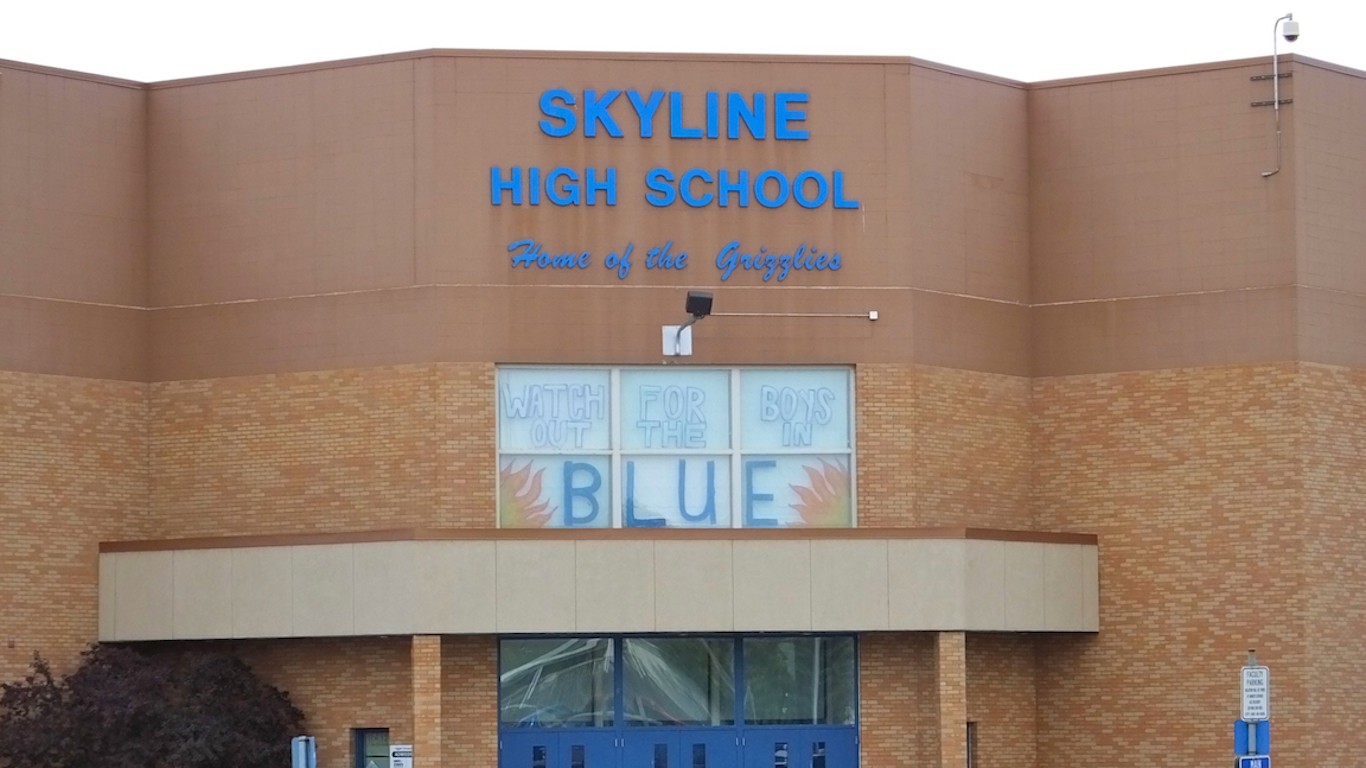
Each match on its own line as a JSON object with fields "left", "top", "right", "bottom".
{"left": 668, "top": 291, "right": 713, "bottom": 356}
{"left": 686, "top": 291, "right": 714, "bottom": 319}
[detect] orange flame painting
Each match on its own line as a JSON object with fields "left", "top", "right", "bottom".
{"left": 789, "top": 459, "right": 852, "bottom": 527}
{"left": 499, "top": 461, "right": 556, "bottom": 528}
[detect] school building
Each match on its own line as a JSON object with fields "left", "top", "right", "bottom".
{"left": 2, "top": 45, "right": 1365, "bottom": 767}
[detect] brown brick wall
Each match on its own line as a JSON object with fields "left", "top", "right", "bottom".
{"left": 1033, "top": 364, "right": 1311, "bottom": 766}
{"left": 858, "top": 364, "right": 1031, "bottom": 529}
{"left": 0, "top": 371, "right": 150, "bottom": 680}
{"left": 147, "top": 363, "right": 494, "bottom": 536}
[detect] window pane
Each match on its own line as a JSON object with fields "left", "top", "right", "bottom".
{"left": 499, "top": 368, "right": 611, "bottom": 451}
{"left": 623, "top": 638, "right": 736, "bottom": 726}
{"left": 740, "top": 456, "right": 851, "bottom": 528}
{"left": 620, "top": 370, "right": 731, "bottom": 450}
{"left": 355, "top": 729, "right": 389, "bottom": 768}
{"left": 739, "top": 369, "right": 850, "bottom": 450}
{"left": 499, "top": 456, "right": 612, "bottom": 528}
{"left": 743, "top": 637, "right": 855, "bottom": 725}
{"left": 622, "top": 456, "right": 731, "bottom": 528}
{"left": 500, "top": 638, "right": 615, "bottom": 727}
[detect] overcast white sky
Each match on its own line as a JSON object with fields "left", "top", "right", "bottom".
{"left": 1, "top": 0, "right": 1362, "bottom": 83}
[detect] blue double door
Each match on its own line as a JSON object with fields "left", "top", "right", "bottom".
{"left": 500, "top": 727, "right": 856, "bottom": 768}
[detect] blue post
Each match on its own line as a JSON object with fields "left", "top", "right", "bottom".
{"left": 292, "top": 736, "right": 317, "bottom": 768}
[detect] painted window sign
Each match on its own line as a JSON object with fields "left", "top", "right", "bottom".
{"left": 622, "top": 455, "right": 731, "bottom": 528}
{"left": 499, "top": 368, "right": 611, "bottom": 451}
{"left": 497, "top": 367, "right": 853, "bottom": 528}
{"left": 619, "top": 369, "right": 730, "bottom": 450}
{"left": 739, "top": 369, "right": 849, "bottom": 450}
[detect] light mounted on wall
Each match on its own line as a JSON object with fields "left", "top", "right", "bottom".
{"left": 662, "top": 290, "right": 877, "bottom": 356}
{"left": 1260, "top": 12, "right": 1300, "bottom": 178}
{"left": 663, "top": 291, "right": 714, "bottom": 356}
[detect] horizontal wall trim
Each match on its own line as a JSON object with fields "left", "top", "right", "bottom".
{"left": 100, "top": 527, "right": 1097, "bottom": 553}
{"left": 99, "top": 536, "right": 1100, "bottom": 639}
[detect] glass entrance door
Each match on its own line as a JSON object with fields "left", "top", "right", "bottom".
{"left": 498, "top": 635, "right": 857, "bottom": 768}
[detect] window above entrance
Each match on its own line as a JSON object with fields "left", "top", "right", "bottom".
{"left": 498, "top": 635, "right": 856, "bottom": 730}
{"left": 497, "top": 367, "right": 855, "bottom": 528}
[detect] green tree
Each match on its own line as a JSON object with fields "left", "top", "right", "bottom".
{"left": 0, "top": 645, "right": 304, "bottom": 768}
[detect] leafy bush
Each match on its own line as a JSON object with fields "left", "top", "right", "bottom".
{"left": 0, "top": 645, "right": 304, "bottom": 768}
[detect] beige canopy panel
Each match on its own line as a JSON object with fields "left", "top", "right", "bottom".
{"left": 97, "top": 529, "right": 1098, "bottom": 641}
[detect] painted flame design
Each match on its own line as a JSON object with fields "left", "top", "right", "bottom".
{"left": 499, "top": 461, "right": 555, "bottom": 528}
{"left": 789, "top": 459, "right": 852, "bottom": 527}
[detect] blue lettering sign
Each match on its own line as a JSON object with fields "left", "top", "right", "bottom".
{"left": 535, "top": 89, "right": 810, "bottom": 142}
{"left": 715, "top": 241, "right": 843, "bottom": 282}
{"left": 831, "top": 170, "right": 859, "bottom": 209}
{"left": 793, "top": 170, "right": 828, "bottom": 209}
{"left": 583, "top": 89, "right": 623, "bottom": 138}
{"left": 644, "top": 168, "right": 676, "bottom": 207}
{"left": 669, "top": 91, "right": 703, "bottom": 139}
{"left": 773, "top": 92, "right": 809, "bottom": 140}
{"left": 743, "top": 460, "right": 779, "bottom": 527}
{"left": 507, "top": 239, "right": 592, "bottom": 270}
{"left": 644, "top": 241, "right": 687, "bottom": 270}
{"left": 678, "top": 459, "right": 718, "bottom": 524}
{"left": 604, "top": 243, "right": 634, "bottom": 280}
{"left": 563, "top": 461, "right": 603, "bottom": 526}
{"left": 727, "top": 93, "right": 765, "bottom": 140}
{"left": 717, "top": 169, "right": 749, "bottom": 207}
{"left": 538, "top": 89, "right": 576, "bottom": 137}
{"left": 633, "top": 168, "right": 856, "bottom": 210}
{"left": 626, "top": 90, "right": 665, "bottom": 137}
{"left": 623, "top": 460, "right": 665, "bottom": 527}
{"left": 754, "top": 170, "right": 789, "bottom": 208}
{"left": 491, "top": 167, "right": 618, "bottom": 206}
{"left": 680, "top": 169, "right": 714, "bottom": 207}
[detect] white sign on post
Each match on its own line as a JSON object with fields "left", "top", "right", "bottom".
{"left": 390, "top": 745, "right": 413, "bottom": 768}
{"left": 1241, "top": 666, "right": 1270, "bottom": 721}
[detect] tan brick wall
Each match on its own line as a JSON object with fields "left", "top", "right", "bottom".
{"left": 936, "top": 632, "right": 967, "bottom": 768}
{"left": 442, "top": 635, "right": 498, "bottom": 768}
{"left": 10, "top": 358, "right": 1364, "bottom": 768}
{"left": 147, "top": 361, "right": 1031, "bottom": 537}
{"left": 965, "top": 634, "right": 1036, "bottom": 768}
{"left": 859, "top": 633, "right": 938, "bottom": 767}
{"left": 148, "top": 363, "right": 494, "bottom": 536}
{"left": 857, "top": 365, "right": 1031, "bottom": 528}
{"left": 1301, "top": 364, "right": 1366, "bottom": 764}
{"left": 413, "top": 635, "right": 444, "bottom": 768}
{"left": 0, "top": 371, "right": 150, "bottom": 680}
{"left": 1033, "top": 364, "right": 1311, "bottom": 766}
{"left": 235, "top": 636, "right": 413, "bottom": 768}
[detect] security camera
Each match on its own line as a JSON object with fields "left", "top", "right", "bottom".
{"left": 1282, "top": 19, "right": 1300, "bottom": 42}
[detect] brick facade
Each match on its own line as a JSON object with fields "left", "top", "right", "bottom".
{"left": 857, "top": 365, "right": 1031, "bottom": 529}
{"left": 0, "top": 372, "right": 150, "bottom": 681}
{"left": 1033, "top": 363, "right": 1314, "bottom": 765}
{"left": 148, "top": 363, "right": 495, "bottom": 536}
